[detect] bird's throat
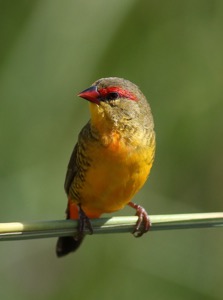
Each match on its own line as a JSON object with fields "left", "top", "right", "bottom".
{"left": 89, "top": 102, "right": 116, "bottom": 132}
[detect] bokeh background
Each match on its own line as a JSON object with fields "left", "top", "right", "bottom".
{"left": 0, "top": 0, "right": 223, "bottom": 299}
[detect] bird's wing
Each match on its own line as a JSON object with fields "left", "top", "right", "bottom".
{"left": 64, "top": 143, "right": 78, "bottom": 195}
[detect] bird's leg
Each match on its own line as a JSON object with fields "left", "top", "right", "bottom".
{"left": 128, "top": 202, "right": 151, "bottom": 237}
{"left": 74, "top": 204, "right": 93, "bottom": 241}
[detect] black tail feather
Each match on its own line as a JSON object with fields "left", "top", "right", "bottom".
{"left": 56, "top": 236, "right": 84, "bottom": 257}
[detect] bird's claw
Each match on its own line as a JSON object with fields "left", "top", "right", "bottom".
{"left": 128, "top": 202, "right": 151, "bottom": 237}
{"left": 75, "top": 204, "right": 93, "bottom": 241}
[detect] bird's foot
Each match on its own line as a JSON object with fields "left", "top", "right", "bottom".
{"left": 75, "top": 204, "right": 93, "bottom": 241}
{"left": 128, "top": 202, "right": 151, "bottom": 237}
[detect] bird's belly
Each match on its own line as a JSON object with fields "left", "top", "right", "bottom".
{"left": 79, "top": 141, "right": 154, "bottom": 216}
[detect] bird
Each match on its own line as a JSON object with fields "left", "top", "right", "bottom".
{"left": 56, "top": 77, "right": 155, "bottom": 257}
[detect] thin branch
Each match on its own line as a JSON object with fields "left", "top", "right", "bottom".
{"left": 0, "top": 212, "right": 223, "bottom": 241}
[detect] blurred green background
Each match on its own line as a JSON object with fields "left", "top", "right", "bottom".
{"left": 0, "top": 0, "right": 223, "bottom": 299}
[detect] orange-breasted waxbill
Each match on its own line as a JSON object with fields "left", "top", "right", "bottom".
{"left": 56, "top": 77, "right": 155, "bottom": 257}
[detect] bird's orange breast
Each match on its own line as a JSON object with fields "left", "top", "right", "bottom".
{"left": 76, "top": 130, "right": 155, "bottom": 218}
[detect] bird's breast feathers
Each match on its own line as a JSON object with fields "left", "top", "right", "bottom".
{"left": 75, "top": 129, "right": 155, "bottom": 215}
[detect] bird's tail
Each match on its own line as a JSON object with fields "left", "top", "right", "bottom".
{"left": 56, "top": 200, "right": 84, "bottom": 257}
{"left": 56, "top": 235, "right": 84, "bottom": 257}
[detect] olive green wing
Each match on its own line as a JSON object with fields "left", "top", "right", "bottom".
{"left": 64, "top": 143, "right": 78, "bottom": 195}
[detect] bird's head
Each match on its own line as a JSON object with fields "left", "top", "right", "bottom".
{"left": 78, "top": 77, "right": 153, "bottom": 133}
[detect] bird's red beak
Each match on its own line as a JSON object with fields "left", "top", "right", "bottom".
{"left": 78, "top": 86, "right": 100, "bottom": 104}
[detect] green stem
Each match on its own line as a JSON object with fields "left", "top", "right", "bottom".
{"left": 0, "top": 212, "right": 223, "bottom": 241}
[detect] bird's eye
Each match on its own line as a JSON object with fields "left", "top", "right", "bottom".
{"left": 106, "top": 92, "right": 119, "bottom": 100}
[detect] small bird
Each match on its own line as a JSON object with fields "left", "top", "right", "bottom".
{"left": 56, "top": 77, "right": 155, "bottom": 257}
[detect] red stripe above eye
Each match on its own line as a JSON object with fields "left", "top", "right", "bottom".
{"left": 99, "top": 87, "right": 138, "bottom": 101}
